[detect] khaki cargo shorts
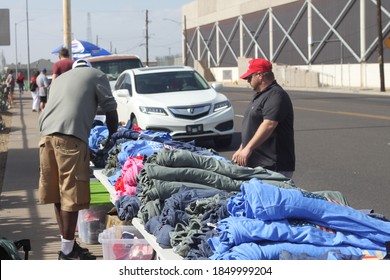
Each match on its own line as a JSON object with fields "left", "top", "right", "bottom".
{"left": 38, "top": 134, "right": 90, "bottom": 212}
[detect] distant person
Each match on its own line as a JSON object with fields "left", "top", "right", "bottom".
{"left": 38, "top": 59, "right": 118, "bottom": 260}
{"left": 30, "top": 70, "right": 40, "bottom": 112}
{"left": 36, "top": 68, "right": 49, "bottom": 111}
{"left": 16, "top": 72, "right": 25, "bottom": 93}
{"left": 52, "top": 47, "right": 74, "bottom": 80}
{"left": 232, "top": 58, "right": 295, "bottom": 179}
{"left": 5, "top": 69, "right": 15, "bottom": 108}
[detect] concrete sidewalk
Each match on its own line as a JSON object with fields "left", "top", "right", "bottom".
{"left": 0, "top": 92, "right": 102, "bottom": 260}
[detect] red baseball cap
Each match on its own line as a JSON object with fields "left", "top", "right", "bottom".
{"left": 240, "top": 58, "right": 272, "bottom": 79}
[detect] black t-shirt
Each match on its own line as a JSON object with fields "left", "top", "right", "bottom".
{"left": 241, "top": 81, "right": 295, "bottom": 171}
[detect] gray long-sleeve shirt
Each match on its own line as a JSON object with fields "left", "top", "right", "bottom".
{"left": 39, "top": 67, "right": 117, "bottom": 144}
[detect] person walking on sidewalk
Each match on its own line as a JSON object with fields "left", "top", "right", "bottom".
{"left": 36, "top": 68, "right": 50, "bottom": 111}
{"left": 52, "top": 47, "right": 74, "bottom": 81}
{"left": 5, "top": 69, "right": 15, "bottom": 108}
{"left": 16, "top": 72, "right": 25, "bottom": 93}
{"left": 38, "top": 59, "right": 118, "bottom": 260}
{"left": 232, "top": 58, "right": 295, "bottom": 179}
{"left": 30, "top": 70, "right": 40, "bottom": 112}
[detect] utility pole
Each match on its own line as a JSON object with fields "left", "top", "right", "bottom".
{"left": 377, "top": 0, "right": 385, "bottom": 92}
{"left": 63, "top": 0, "right": 72, "bottom": 59}
{"left": 183, "top": 15, "right": 188, "bottom": 66}
{"left": 86, "top": 12, "right": 92, "bottom": 43}
{"left": 145, "top": 10, "right": 149, "bottom": 66}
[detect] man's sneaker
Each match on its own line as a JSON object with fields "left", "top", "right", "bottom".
{"left": 73, "top": 241, "right": 90, "bottom": 254}
{"left": 58, "top": 242, "right": 96, "bottom": 260}
{"left": 58, "top": 250, "right": 97, "bottom": 260}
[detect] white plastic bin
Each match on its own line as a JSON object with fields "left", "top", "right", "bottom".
{"left": 77, "top": 204, "right": 112, "bottom": 244}
{"left": 98, "top": 226, "right": 154, "bottom": 260}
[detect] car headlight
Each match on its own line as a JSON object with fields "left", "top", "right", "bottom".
{"left": 213, "top": 100, "right": 231, "bottom": 112}
{"left": 139, "top": 106, "right": 168, "bottom": 116}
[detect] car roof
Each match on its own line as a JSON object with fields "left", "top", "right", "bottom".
{"left": 129, "top": 65, "right": 194, "bottom": 75}
{"left": 86, "top": 54, "right": 141, "bottom": 62}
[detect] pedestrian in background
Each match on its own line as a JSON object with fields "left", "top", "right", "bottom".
{"left": 38, "top": 59, "right": 118, "bottom": 260}
{"left": 36, "top": 68, "right": 49, "bottom": 111}
{"left": 232, "top": 58, "right": 295, "bottom": 179}
{"left": 5, "top": 69, "right": 15, "bottom": 108}
{"left": 52, "top": 47, "right": 74, "bottom": 81}
{"left": 30, "top": 70, "right": 40, "bottom": 112}
{"left": 16, "top": 72, "right": 25, "bottom": 93}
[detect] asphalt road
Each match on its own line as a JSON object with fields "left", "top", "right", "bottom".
{"left": 201, "top": 86, "right": 390, "bottom": 219}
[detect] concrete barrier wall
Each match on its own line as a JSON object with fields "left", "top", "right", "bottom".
{"left": 205, "top": 57, "right": 389, "bottom": 90}
{"left": 295, "top": 64, "right": 390, "bottom": 89}
{"left": 211, "top": 58, "right": 319, "bottom": 87}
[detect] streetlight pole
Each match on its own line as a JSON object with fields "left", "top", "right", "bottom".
{"left": 14, "top": 22, "right": 18, "bottom": 77}
{"left": 26, "top": 0, "right": 31, "bottom": 88}
{"left": 15, "top": 18, "right": 33, "bottom": 90}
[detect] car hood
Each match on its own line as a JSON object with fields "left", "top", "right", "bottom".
{"left": 135, "top": 88, "right": 222, "bottom": 107}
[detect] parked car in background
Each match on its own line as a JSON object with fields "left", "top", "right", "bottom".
{"left": 112, "top": 66, "right": 234, "bottom": 147}
{"left": 86, "top": 55, "right": 144, "bottom": 90}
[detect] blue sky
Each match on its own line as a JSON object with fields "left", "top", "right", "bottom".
{"left": 0, "top": 0, "right": 193, "bottom": 64}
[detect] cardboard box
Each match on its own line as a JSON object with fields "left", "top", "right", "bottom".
{"left": 105, "top": 207, "right": 132, "bottom": 229}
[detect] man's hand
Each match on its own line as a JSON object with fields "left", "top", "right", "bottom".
{"left": 232, "top": 146, "right": 252, "bottom": 166}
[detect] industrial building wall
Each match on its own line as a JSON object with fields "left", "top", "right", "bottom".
{"left": 182, "top": 0, "right": 390, "bottom": 89}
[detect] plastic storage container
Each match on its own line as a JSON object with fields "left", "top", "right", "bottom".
{"left": 77, "top": 180, "right": 112, "bottom": 244}
{"left": 98, "top": 226, "right": 154, "bottom": 260}
{"left": 78, "top": 204, "right": 112, "bottom": 244}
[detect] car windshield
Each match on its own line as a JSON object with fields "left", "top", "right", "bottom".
{"left": 134, "top": 71, "right": 210, "bottom": 94}
{"left": 90, "top": 59, "right": 143, "bottom": 81}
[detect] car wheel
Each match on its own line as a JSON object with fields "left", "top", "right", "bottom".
{"left": 214, "top": 135, "right": 233, "bottom": 148}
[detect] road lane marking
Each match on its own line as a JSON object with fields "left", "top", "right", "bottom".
{"left": 294, "top": 106, "right": 390, "bottom": 121}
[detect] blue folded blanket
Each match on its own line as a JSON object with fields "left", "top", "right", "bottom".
{"left": 228, "top": 178, "right": 390, "bottom": 244}
{"left": 208, "top": 216, "right": 386, "bottom": 254}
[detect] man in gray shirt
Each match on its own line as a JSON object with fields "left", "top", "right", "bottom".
{"left": 36, "top": 68, "right": 49, "bottom": 111}
{"left": 38, "top": 59, "right": 118, "bottom": 260}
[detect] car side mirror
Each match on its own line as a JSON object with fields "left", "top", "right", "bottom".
{"left": 211, "top": 82, "right": 223, "bottom": 92}
{"left": 116, "top": 89, "right": 130, "bottom": 97}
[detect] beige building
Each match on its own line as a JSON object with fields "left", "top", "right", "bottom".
{"left": 182, "top": 0, "right": 390, "bottom": 90}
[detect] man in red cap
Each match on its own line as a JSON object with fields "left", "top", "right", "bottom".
{"left": 232, "top": 58, "right": 295, "bottom": 178}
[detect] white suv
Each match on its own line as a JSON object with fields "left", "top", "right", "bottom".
{"left": 113, "top": 66, "right": 234, "bottom": 147}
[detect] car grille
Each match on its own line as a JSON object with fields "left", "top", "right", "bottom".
{"left": 168, "top": 104, "right": 211, "bottom": 120}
